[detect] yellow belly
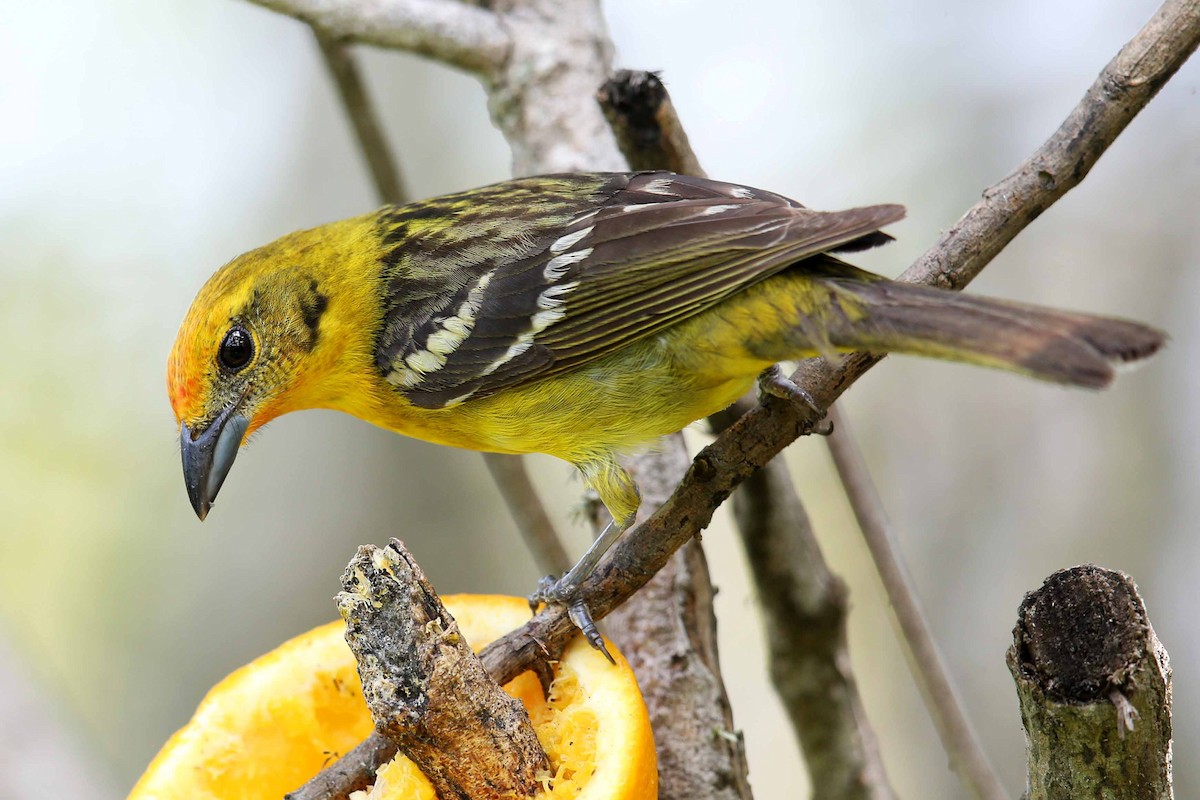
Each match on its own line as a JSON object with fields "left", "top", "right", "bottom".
{"left": 354, "top": 329, "right": 764, "bottom": 464}
{"left": 336, "top": 273, "right": 833, "bottom": 465}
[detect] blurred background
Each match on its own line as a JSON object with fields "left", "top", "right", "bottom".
{"left": 1, "top": 0, "right": 1196, "bottom": 797}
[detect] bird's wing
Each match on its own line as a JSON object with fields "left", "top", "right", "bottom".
{"left": 374, "top": 172, "right": 904, "bottom": 409}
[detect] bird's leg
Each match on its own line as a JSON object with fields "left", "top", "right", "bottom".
{"left": 531, "top": 513, "right": 633, "bottom": 663}
{"left": 757, "top": 364, "right": 834, "bottom": 435}
{"left": 529, "top": 457, "right": 640, "bottom": 663}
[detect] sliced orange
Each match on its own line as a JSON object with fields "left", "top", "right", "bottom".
{"left": 130, "top": 594, "right": 656, "bottom": 800}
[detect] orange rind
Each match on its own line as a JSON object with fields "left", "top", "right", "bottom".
{"left": 130, "top": 594, "right": 656, "bottom": 800}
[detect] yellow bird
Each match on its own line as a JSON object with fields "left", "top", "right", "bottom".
{"left": 168, "top": 172, "right": 1163, "bottom": 644}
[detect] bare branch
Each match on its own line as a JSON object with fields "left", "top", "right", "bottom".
{"left": 597, "top": 70, "right": 704, "bottom": 176}
{"left": 250, "top": 0, "right": 511, "bottom": 75}
{"left": 600, "top": 68, "right": 890, "bottom": 800}
{"left": 486, "top": 0, "right": 625, "bottom": 174}
{"left": 597, "top": 71, "right": 751, "bottom": 800}
{"left": 313, "top": 31, "right": 409, "bottom": 204}
{"left": 606, "top": 442, "right": 754, "bottom": 800}
{"left": 904, "top": 0, "right": 1200, "bottom": 291}
{"left": 1009, "top": 566, "right": 1172, "bottom": 799}
{"left": 338, "top": 540, "right": 548, "bottom": 799}
{"left": 733, "top": 459, "right": 895, "bottom": 800}
{"left": 733, "top": 457, "right": 895, "bottom": 800}
{"left": 308, "top": 29, "right": 570, "bottom": 576}
{"left": 483, "top": 453, "right": 571, "bottom": 575}
{"left": 825, "top": 406, "right": 1006, "bottom": 800}
{"left": 284, "top": 734, "right": 395, "bottom": 800}
{"left": 479, "top": 0, "right": 1200, "bottom": 704}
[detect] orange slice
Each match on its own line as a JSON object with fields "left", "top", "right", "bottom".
{"left": 129, "top": 594, "right": 656, "bottom": 800}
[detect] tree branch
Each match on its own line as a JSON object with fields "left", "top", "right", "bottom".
{"left": 308, "top": 27, "right": 570, "bottom": 576}
{"left": 482, "top": 453, "right": 571, "bottom": 575}
{"left": 600, "top": 68, "right": 891, "bottom": 800}
{"left": 313, "top": 31, "right": 409, "bottom": 205}
{"left": 733, "top": 458, "right": 895, "bottom": 800}
{"left": 597, "top": 71, "right": 752, "bottom": 800}
{"left": 605, "top": 442, "right": 754, "bottom": 800}
{"left": 281, "top": 0, "right": 1199, "bottom": 794}
{"left": 267, "top": 0, "right": 626, "bottom": 173}
{"left": 338, "top": 540, "right": 549, "bottom": 799}
{"left": 825, "top": 405, "right": 1006, "bottom": 800}
{"left": 1009, "top": 565, "right": 1172, "bottom": 799}
{"left": 597, "top": 69, "right": 704, "bottom": 176}
{"left": 476, "top": 0, "right": 1200, "bottom": 702}
{"left": 251, "top": 0, "right": 511, "bottom": 75}
{"left": 905, "top": 0, "right": 1200, "bottom": 291}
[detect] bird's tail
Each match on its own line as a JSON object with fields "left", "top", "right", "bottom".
{"left": 809, "top": 274, "right": 1165, "bottom": 388}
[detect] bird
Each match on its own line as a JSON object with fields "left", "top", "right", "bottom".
{"left": 168, "top": 171, "right": 1164, "bottom": 650}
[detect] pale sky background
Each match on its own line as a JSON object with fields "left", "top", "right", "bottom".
{"left": 1, "top": 1, "right": 1197, "bottom": 797}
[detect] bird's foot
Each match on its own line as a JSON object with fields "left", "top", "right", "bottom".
{"left": 529, "top": 577, "right": 614, "bottom": 664}
{"left": 757, "top": 365, "right": 834, "bottom": 435}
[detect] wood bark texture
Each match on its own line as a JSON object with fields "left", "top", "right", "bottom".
{"left": 1009, "top": 565, "right": 1172, "bottom": 800}
{"left": 338, "top": 541, "right": 549, "bottom": 799}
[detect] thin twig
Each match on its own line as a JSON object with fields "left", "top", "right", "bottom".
{"left": 733, "top": 459, "right": 895, "bottom": 800}
{"left": 287, "top": 0, "right": 1200, "bottom": 794}
{"left": 284, "top": 735, "right": 395, "bottom": 800}
{"left": 314, "top": 30, "right": 409, "bottom": 205}
{"left": 600, "top": 69, "right": 893, "bottom": 800}
{"left": 482, "top": 453, "right": 571, "bottom": 575}
{"left": 252, "top": 0, "right": 511, "bottom": 75}
{"left": 825, "top": 405, "right": 1007, "bottom": 800}
{"left": 307, "top": 26, "right": 570, "bottom": 576}
{"left": 903, "top": 0, "right": 1200, "bottom": 292}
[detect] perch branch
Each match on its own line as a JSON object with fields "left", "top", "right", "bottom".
{"left": 338, "top": 540, "right": 548, "bottom": 798}
{"left": 602, "top": 68, "right": 889, "bottom": 800}
{"left": 286, "top": 0, "right": 1199, "bottom": 794}
{"left": 826, "top": 405, "right": 1005, "bottom": 800}
{"left": 598, "top": 70, "right": 752, "bottom": 800}
{"left": 1008, "top": 565, "right": 1172, "bottom": 799}
{"left": 251, "top": 0, "right": 510, "bottom": 75}
{"left": 308, "top": 27, "right": 570, "bottom": 575}
{"left": 314, "top": 31, "right": 409, "bottom": 205}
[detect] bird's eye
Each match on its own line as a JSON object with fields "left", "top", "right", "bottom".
{"left": 219, "top": 326, "right": 254, "bottom": 371}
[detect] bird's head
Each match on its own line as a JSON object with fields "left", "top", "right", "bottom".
{"left": 168, "top": 217, "right": 380, "bottom": 520}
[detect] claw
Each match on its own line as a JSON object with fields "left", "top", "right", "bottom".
{"left": 568, "top": 598, "right": 614, "bottom": 664}
{"left": 528, "top": 509, "right": 633, "bottom": 665}
{"left": 758, "top": 364, "right": 823, "bottom": 413}
{"left": 529, "top": 574, "right": 561, "bottom": 613}
{"left": 528, "top": 576, "right": 614, "bottom": 663}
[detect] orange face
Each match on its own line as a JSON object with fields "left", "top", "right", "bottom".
{"left": 169, "top": 225, "right": 360, "bottom": 520}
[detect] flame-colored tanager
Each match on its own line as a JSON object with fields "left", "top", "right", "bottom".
{"left": 168, "top": 172, "right": 1164, "bottom": 646}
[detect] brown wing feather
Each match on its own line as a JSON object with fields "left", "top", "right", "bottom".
{"left": 382, "top": 172, "right": 904, "bottom": 408}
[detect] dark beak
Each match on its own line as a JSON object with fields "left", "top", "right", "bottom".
{"left": 180, "top": 405, "right": 249, "bottom": 521}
